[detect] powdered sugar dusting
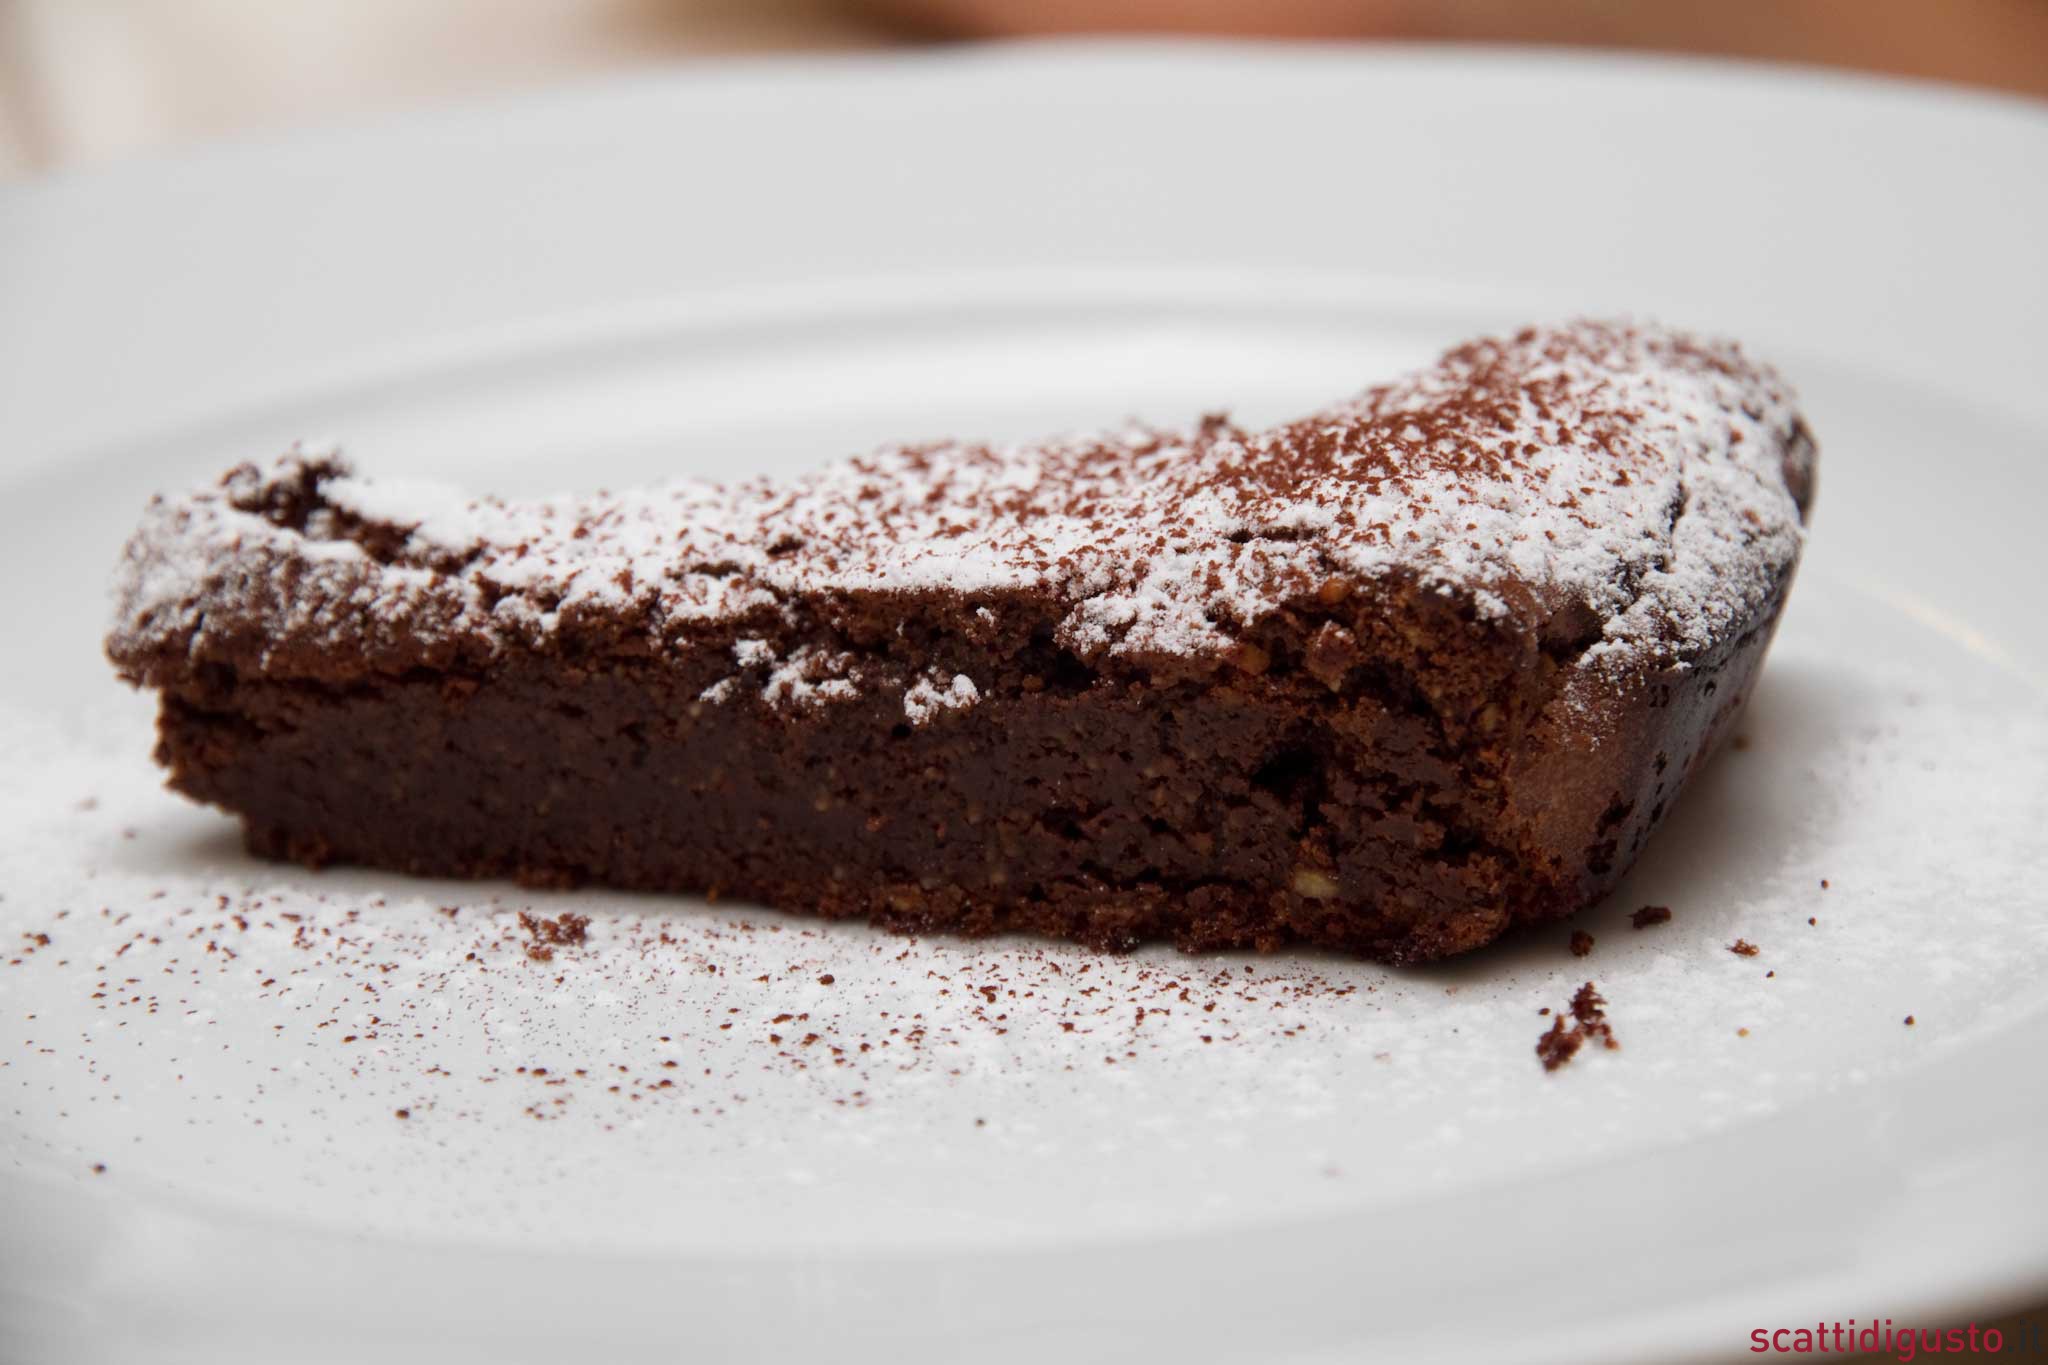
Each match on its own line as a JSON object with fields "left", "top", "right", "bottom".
{"left": 107, "top": 321, "right": 1811, "bottom": 700}
{"left": 904, "top": 673, "right": 980, "bottom": 726}
{"left": 760, "top": 646, "right": 860, "bottom": 710}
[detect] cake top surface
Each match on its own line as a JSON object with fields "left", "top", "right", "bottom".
{"left": 108, "top": 319, "right": 1812, "bottom": 683}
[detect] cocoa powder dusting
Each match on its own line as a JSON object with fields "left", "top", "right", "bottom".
{"left": 11, "top": 887, "right": 1376, "bottom": 1136}
{"left": 518, "top": 910, "right": 591, "bottom": 961}
{"left": 111, "top": 320, "right": 1813, "bottom": 699}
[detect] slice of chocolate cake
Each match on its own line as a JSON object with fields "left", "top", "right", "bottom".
{"left": 106, "top": 320, "right": 1815, "bottom": 963}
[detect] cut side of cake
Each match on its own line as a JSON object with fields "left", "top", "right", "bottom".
{"left": 106, "top": 320, "right": 1815, "bottom": 963}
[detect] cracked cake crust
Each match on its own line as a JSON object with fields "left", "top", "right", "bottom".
{"left": 106, "top": 319, "right": 1816, "bottom": 963}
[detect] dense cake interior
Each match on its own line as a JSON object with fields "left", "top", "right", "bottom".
{"left": 152, "top": 565, "right": 1578, "bottom": 960}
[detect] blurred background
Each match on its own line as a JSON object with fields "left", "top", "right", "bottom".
{"left": 3, "top": 0, "right": 2046, "bottom": 181}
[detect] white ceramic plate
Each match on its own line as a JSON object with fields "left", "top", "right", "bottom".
{"left": 2, "top": 43, "right": 2045, "bottom": 1365}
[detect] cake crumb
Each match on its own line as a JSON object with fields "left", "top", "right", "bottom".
{"left": 1571, "top": 982, "right": 1611, "bottom": 1032}
{"left": 1536, "top": 981, "right": 1618, "bottom": 1072}
{"left": 1536, "top": 1017, "right": 1580, "bottom": 1072}
{"left": 1730, "top": 939, "right": 1760, "bottom": 957}
{"left": 1630, "top": 905, "right": 1672, "bottom": 929}
{"left": 1568, "top": 930, "right": 1594, "bottom": 957}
